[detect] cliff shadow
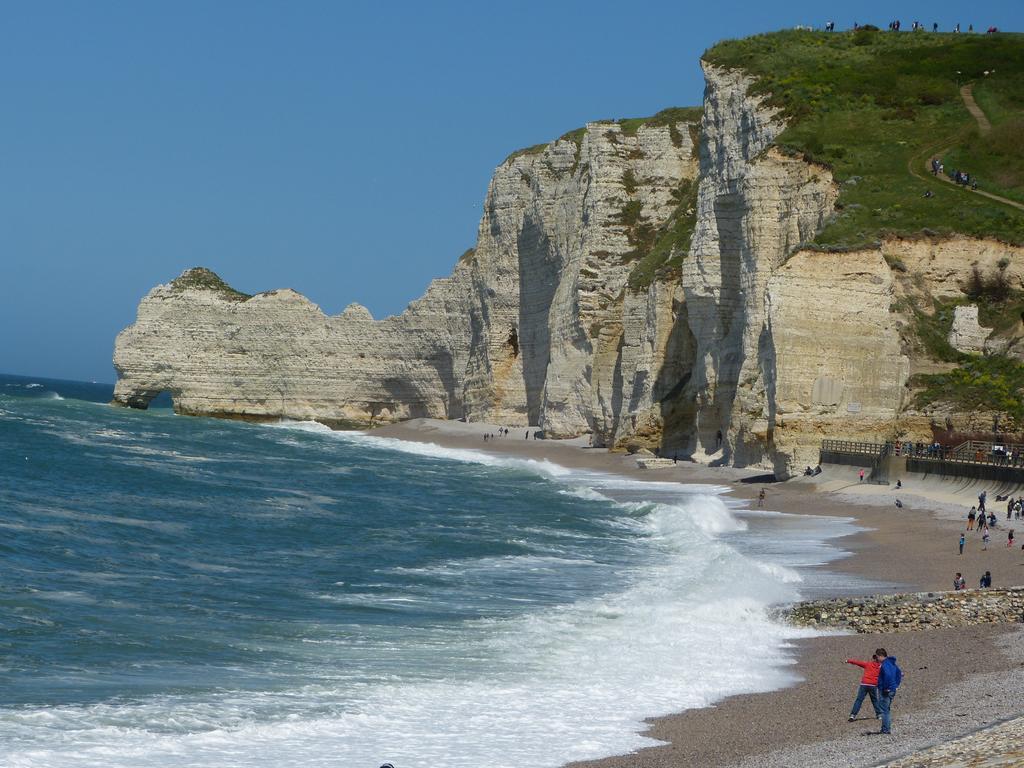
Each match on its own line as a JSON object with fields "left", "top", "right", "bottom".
{"left": 656, "top": 295, "right": 697, "bottom": 454}
{"left": 517, "top": 212, "right": 561, "bottom": 425}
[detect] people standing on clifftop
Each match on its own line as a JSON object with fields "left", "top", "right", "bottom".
{"left": 875, "top": 649, "right": 902, "bottom": 734}
{"left": 845, "top": 655, "right": 881, "bottom": 721}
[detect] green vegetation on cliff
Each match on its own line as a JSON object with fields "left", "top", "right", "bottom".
{"left": 625, "top": 179, "right": 699, "bottom": 291}
{"left": 704, "top": 29, "right": 1024, "bottom": 247}
{"left": 502, "top": 107, "right": 702, "bottom": 165}
{"left": 170, "top": 268, "right": 252, "bottom": 301}
{"left": 914, "top": 356, "right": 1024, "bottom": 426}
{"left": 906, "top": 269, "right": 1024, "bottom": 424}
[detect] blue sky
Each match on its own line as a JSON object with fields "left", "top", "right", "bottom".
{"left": 2, "top": 1, "right": 1021, "bottom": 382}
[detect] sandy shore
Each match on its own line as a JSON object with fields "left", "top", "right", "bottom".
{"left": 373, "top": 419, "right": 1024, "bottom": 767}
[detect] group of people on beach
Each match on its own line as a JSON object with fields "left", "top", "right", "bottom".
{"left": 482, "top": 427, "right": 539, "bottom": 441}
{"left": 845, "top": 649, "right": 903, "bottom": 734}
{"left": 1004, "top": 495, "right": 1024, "bottom": 521}
{"left": 953, "top": 488, "right": 1021, "bottom": 595}
{"left": 953, "top": 569, "right": 993, "bottom": 589}
{"left": 966, "top": 491, "right": 1023, "bottom": 550}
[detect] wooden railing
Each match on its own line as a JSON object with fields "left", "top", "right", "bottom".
{"left": 823, "top": 439, "right": 1024, "bottom": 469}
{"left": 820, "top": 439, "right": 886, "bottom": 456}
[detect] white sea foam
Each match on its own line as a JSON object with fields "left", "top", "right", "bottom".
{"left": 558, "top": 485, "right": 613, "bottom": 501}
{"left": 0, "top": 416, "right": 852, "bottom": 768}
{"left": 266, "top": 421, "right": 573, "bottom": 478}
{"left": 0, "top": 484, "right": 833, "bottom": 768}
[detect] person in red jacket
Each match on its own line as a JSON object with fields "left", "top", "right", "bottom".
{"left": 846, "top": 654, "right": 881, "bottom": 720}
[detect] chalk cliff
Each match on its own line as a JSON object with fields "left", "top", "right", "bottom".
{"left": 114, "top": 113, "right": 701, "bottom": 440}
{"left": 114, "top": 53, "right": 1024, "bottom": 477}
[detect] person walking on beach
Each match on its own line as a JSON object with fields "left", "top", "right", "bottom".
{"left": 967, "top": 507, "right": 976, "bottom": 530}
{"left": 846, "top": 655, "right": 881, "bottom": 721}
{"left": 758, "top": 488, "right": 766, "bottom": 507}
{"left": 1009, "top": 529, "right": 1015, "bottom": 548}
{"left": 959, "top": 533, "right": 965, "bottom": 555}
{"left": 982, "top": 529, "right": 990, "bottom": 550}
{"left": 875, "top": 648, "right": 902, "bottom": 734}
{"left": 979, "top": 491, "right": 987, "bottom": 514}
{"left": 954, "top": 572, "right": 966, "bottom": 590}
{"left": 859, "top": 469, "right": 865, "bottom": 482}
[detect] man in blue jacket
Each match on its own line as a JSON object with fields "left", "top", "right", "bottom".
{"left": 875, "top": 647, "right": 903, "bottom": 734}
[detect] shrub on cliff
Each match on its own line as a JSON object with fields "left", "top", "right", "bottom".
{"left": 170, "top": 268, "right": 252, "bottom": 302}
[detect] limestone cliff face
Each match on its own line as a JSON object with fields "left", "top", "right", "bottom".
{"left": 114, "top": 61, "right": 1024, "bottom": 477}
{"left": 659, "top": 65, "right": 1024, "bottom": 477}
{"left": 462, "top": 120, "right": 698, "bottom": 440}
{"left": 674, "top": 64, "right": 840, "bottom": 471}
{"left": 113, "top": 267, "right": 474, "bottom": 426}
{"left": 114, "top": 118, "right": 700, "bottom": 439}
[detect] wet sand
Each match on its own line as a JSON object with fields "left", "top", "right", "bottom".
{"left": 372, "top": 419, "right": 1024, "bottom": 767}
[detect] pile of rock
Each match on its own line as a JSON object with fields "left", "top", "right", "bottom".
{"left": 783, "top": 587, "right": 1024, "bottom": 633}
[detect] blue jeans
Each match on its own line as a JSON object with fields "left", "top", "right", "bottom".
{"left": 878, "top": 689, "right": 896, "bottom": 733}
{"left": 850, "top": 684, "right": 879, "bottom": 717}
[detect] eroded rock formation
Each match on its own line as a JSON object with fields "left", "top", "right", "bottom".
{"left": 115, "top": 115, "right": 701, "bottom": 440}
{"left": 114, "top": 60, "right": 1024, "bottom": 477}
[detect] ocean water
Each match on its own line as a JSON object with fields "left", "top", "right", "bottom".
{"left": 0, "top": 373, "right": 859, "bottom": 768}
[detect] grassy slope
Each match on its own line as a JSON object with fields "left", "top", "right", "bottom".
{"left": 943, "top": 74, "right": 1024, "bottom": 204}
{"left": 704, "top": 29, "right": 1024, "bottom": 424}
{"left": 704, "top": 28, "right": 1024, "bottom": 247}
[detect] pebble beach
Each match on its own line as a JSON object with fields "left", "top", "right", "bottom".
{"left": 376, "top": 419, "right": 1024, "bottom": 768}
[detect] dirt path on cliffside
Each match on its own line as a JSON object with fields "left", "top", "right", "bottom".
{"left": 960, "top": 83, "right": 992, "bottom": 135}
{"left": 909, "top": 84, "right": 1024, "bottom": 213}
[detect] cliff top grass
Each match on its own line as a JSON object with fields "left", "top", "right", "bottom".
{"left": 170, "top": 268, "right": 252, "bottom": 302}
{"left": 502, "top": 107, "right": 702, "bottom": 164}
{"left": 704, "top": 28, "right": 1024, "bottom": 247}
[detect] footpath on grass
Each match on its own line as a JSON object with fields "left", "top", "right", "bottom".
{"left": 913, "top": 84, "right": 1024, "bottom": 213}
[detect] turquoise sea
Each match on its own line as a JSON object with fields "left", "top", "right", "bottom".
{"left": 0, "top": 373, "right": 862, "bottom": 767}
